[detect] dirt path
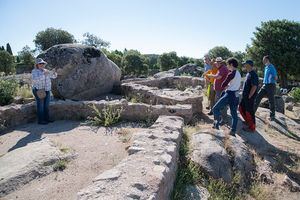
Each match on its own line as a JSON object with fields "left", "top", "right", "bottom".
{"left": 0, "top": 121, "right": 131, "bottom": 200}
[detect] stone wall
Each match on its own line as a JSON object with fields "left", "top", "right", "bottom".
{"left": 0, "top": 99, "right": 192, "bottom": 130}
{"left": 78, "top": 115, "right": 184, "bottom": 200}
{"left": 121, "top": 76, "right": 204, "bottom": 115}
{"left": 122, "top": 76, "right": 205, "bottom": 89}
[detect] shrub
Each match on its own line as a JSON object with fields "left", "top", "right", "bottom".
{"left": 53, "top": 159, "right": 68, "bottom": 171}
{"left": 16, "top": 84, "right": 33, "bottom": 99}
{"left": 0, "top": 78, "right": 18, "bottom": 106}
{"left": 87, "top": 104, "right": 123, "bottom": 127}
{"left": 290, "top": 87, "right": 300, "bottom": 102}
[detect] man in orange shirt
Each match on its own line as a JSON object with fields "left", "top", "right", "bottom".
{"left": 203, "top": 59, "right": 218, "bottom": 115}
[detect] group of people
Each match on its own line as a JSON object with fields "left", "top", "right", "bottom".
{"left": 203, "top": 55, "right": 278, "bottom": 136}
{"left": 31, "top": 55, "right": 278, "bottom": 132}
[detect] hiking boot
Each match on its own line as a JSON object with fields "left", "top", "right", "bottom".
{"left": 212, "top": 122, "right": 220, "bottom": 130}
{"left": 208, "top": 111, "right": 213, "bottom": 115}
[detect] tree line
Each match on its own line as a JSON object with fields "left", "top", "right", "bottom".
{"left": 0, "top": 19, "right": 299, "bottom": 87}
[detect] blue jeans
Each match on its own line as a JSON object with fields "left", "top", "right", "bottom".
{"left": 215, "top": 90, "right": 228, "bottom": 122}
{"left": 32, "top": 88, "right": 51, "bottom": 123}
{"left": 213, "top": 90, "right": 239, "bottom": 132}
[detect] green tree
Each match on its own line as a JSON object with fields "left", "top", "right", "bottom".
{"left": 144, "top": 54, "right": 159, "bottom": 70}
{"left": 0, "top": 46, "right": 4, "bottom": 51}
{"left": 34, "top": 27, "right": 75, "bottom": 51}
{"left": 107, "top": 50, "right": 123, "bottom": 68}
{"left": 158, "top": 51, "right": 179, "bottom": 71}
{"left": 18, "top": 46, "right": 35, "bottom": 66}
{"left": 178, "top": 56, "right": 190, "bottom": 66}
{"left": 0, "top": 50, "right": 15, "bottom": 74}
{"left": 16, "top": 56, "right": 20, "bottom": 63}
{"left": 246, "top": 19, "right": 300, "bottom": 87}
{"left": 6, "top": 43, "right": 13, "bottom": 55}
{"left": 82, "top": 32, "right": 110, "bottom": 49}
{"left": 122, "top": 50, "right": 148, "bottom": 76}
{"left": 208, "top": 46, "right": 233, "bottom": 60}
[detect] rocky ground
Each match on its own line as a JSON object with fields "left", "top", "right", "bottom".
{"left": 1, "top": 67, "right": 300, "bottom": 199}
{"left": 0, "top": 121, "right": 139, "bottom": 200}
{"left": 173, "top": 97, "right": 300, "bottom": 200}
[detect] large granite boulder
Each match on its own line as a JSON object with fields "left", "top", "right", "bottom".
{"left": 38, "top": 44, "right": 121, "bottom": 100}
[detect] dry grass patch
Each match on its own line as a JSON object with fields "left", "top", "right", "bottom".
{"left": 117, "top": 128, "right": 133, "bottom": 143}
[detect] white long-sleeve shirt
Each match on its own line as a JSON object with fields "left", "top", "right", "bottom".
{"left": 31, "top": 68, "right": 57, "bottom": 91}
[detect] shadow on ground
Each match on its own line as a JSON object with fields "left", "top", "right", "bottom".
{"left": 7, "top": 121, "right": 81, "bottom": 152}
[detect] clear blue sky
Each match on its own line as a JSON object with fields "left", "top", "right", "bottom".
{"left": 1, "top": 0, "right": 299, "bottom": 58}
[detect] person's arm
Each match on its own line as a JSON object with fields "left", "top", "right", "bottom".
{"left": 221, "top": 71, "right": 235, "bottom": 88}
{"left": 248, "top": 85, "right": 257, "bottom": 98}
{"left": 249, "top": 73, "right": 258, "bottom": 98}
{"left": 44, "top": 69, "right": 57, "bottom": 79}
{"left": 207, "top": 73, "right": 222, "bottom": 79}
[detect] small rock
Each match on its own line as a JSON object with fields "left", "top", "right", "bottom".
{"left": 183, "top": 185, "right": 210, "bottom": 200}
{"left": 127, "top": 147, "right": 145, "bottom": 155}
{"left": 282, "top": 95, "right": 295, "bottom": 103}
{"left": 286, "top": 102, "right": 294, "bottom": 111}
{"left": 93, "top": 169, "right": 121, "bottom": 181}
{"left": 282, "top": 175, "right": 300, "bottom": 192}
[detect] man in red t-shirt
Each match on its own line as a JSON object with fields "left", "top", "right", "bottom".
{"left": 207, "top": 57, "right": 229, "bottom": 121}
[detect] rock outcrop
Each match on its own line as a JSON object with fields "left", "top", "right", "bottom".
{"left": 38, "top": 44, "right": 121, "bottom": 100}
{"left": 190, "top": 130, "right": 255, "bottom": 184}
{"left": 0, "top": 139, "right": 74, "bottom": 197}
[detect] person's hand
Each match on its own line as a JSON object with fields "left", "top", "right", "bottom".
{"left": 43, "top": 69, "right": 50, "bottom": 75}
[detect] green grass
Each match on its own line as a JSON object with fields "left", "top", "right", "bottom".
{"left": 53, "top": 159, "right": 68, "bottom": 171}
{"left": 16, "top": 84, "right": 33, "bottom": 99}
{"left": 87, "top": 104, "right": 123, "bottom": 127}
{"left": 59, "top": 147, "right": 70, "bottom": 153}
{"left": 248, "top": 182, "right": 274, "bottom": 200}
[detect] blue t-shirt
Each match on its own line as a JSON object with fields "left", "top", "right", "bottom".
{"left": 204, "top": 64, "right": 212, "bottom": 72}
{"left": 263, "top": 64, "right": 277, "bottom": 84}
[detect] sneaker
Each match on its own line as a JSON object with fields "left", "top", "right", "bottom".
{"left": 212, "top": 122, "right": 220, "bottom": 130}
{"left": 229, "top": 130, "right": 236, "bottom": 136}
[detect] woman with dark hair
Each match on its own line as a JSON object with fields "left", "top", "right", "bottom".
{"left": 31, "top": 58, "right": 57, "bottom": 124}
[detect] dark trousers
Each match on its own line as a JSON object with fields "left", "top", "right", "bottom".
{"left": 254, "top": 84, "right": 276, "bottom": 118}
{"left": 239, "top": 96, "right": 256, "bottom": 131}
{"left": 32, "top": 88, "right": 51, "bottom": 123}
{"left": 213, "top": 90, "right": 239, "bottom": 132}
